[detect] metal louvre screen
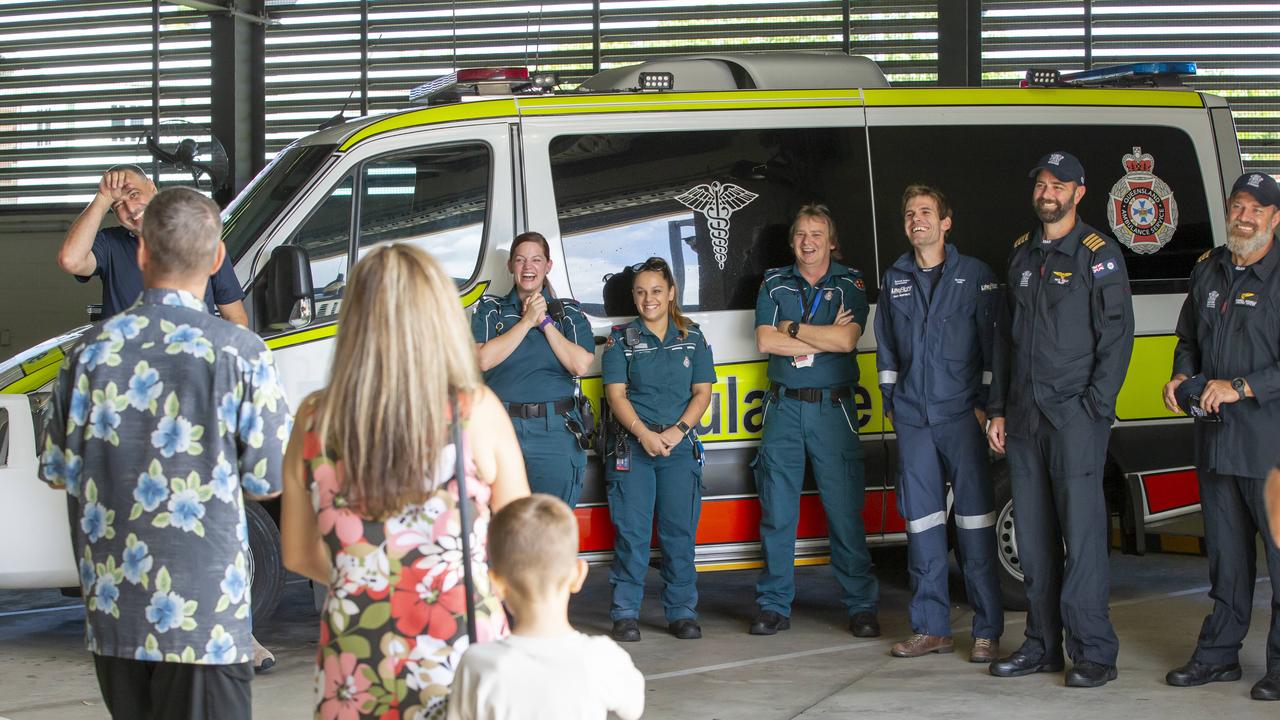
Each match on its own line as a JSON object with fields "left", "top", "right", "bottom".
{"left": 1, "top": 1, "right": 1276, "bottom": 206}
{"left": 981, "top": 0, "right": 1280, "bottom": 176}
{"left": 264, "top": 0, "right": 597, "bottom": 155}
{"left": 264, "top": 0, "right": 363, "bottom": 154}
{"left": 848, "top": 1, "right": 938, "bottom": 85}
{"left": 0, "top": 1, "right": 211, "bottom": 207}
{"left": 597, "top": 1, "right": 845, "bottom": 67}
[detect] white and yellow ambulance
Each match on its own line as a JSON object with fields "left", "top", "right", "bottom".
{"left": 0, "top": 53, "right": 1243, "bottom": 612}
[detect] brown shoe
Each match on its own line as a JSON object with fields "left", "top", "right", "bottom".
{"left": 891, "top": 633, "right": 954, "bottom": 658}
{"left": 970, "top": 637, "right": 999, "bottom": 664}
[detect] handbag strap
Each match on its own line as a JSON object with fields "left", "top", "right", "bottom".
{"left": 451, "top": 394, "right": 478, "bottom": 645}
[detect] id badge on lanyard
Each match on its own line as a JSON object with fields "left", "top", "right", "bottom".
{"left": 792, "top": 285, "right": 823, "bottom": 369}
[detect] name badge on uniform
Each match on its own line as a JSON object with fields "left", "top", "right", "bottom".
{"left": 792, "top": 354, "right": 814, "bottom": 369}
{"left": 1236, "top": 292, "right": 1259, "bottom": 307}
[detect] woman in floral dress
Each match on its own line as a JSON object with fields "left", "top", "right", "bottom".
{"left": 280, "top": 244, "right": 530, "bottom": 720}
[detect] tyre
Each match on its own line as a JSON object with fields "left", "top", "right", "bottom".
{"left": 246, "top": 500, "right": 284, "bottom": 622}
{"left": 990, "top": 462, "right": 1029, "bottom": 611}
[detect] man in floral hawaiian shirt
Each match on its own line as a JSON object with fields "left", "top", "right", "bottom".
{"left": 40, "top": 187, "right": 291, "bottom": 720}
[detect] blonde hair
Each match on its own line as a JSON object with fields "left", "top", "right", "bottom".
{"left": 488, "top": 494, "right": 580, "bottom": 603}
{"left": 790, "top": 202, "right": 842, "bottom": 260}
{"left": 312, "top": 243, "right": 481, "bottom": 518}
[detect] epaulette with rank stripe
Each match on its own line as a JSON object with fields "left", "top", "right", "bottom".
{"left": 1196, "top": 250, "right": 1212, "bottom": 264}
{"left": 1012, "top": 233, "right": 1029, "bottom": 248}
{"left": 1082, "top": 233, "right": 1105, "bottom": 252}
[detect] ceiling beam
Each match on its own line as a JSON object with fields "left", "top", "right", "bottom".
{"left": 165, "top": 1, "right": 275, "bottom": 26}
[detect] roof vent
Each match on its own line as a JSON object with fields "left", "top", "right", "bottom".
{"left": 579, "top": 52, "right": 889, "bottom": 93}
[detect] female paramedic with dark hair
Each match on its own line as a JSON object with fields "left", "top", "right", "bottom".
{"left": 602, "top": 256, "right": 716, "bottom": 643}
{"left": 472, "top": 232, "right": 596, "bottom": 507}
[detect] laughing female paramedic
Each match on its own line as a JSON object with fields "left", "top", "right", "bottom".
{"left": 602, "top": 256, "right": 716, "bottom": 643}
{"left": 473, "top": 231, "right": 596, "bottom": 507}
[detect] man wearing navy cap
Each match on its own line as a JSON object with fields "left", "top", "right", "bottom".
{"left": 1163, "top": 171, "right": 1280, "bottom": 700}
{"left": 988, "top": 151, "right": 1134, "bottom": 688}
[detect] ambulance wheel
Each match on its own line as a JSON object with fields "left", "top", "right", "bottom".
{"left": 991, "top": 463, "right": 1029, "bottom": 611}
{"left": 247, "top": 501, "right": 284, "bottom": 622}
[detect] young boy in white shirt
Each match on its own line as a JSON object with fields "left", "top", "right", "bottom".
{"left": 448, "top": 494, "right": 645, "bottom": 720}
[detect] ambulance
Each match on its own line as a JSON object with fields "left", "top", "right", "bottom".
{"left": 0, "top": 53, "right": 1243, "bottom": 613}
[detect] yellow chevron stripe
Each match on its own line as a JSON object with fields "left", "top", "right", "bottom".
{"left": 338, "top": 100, "right": 518, "bottom": 151}
{"left": 265, "top": 281, "right": 492, "bottom": 351}
{"left": 1197, "top": 250, "right": 1212, "bottom": 263}
{"left": 862, "top": 87, "right": 1205, "bottom": 109}
{"left": 1013, "top": 233, "right": 1029, "bottom": 248}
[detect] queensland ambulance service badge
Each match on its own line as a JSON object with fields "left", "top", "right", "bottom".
{"left": 1106, "top": 146, "right": 1178, "bottom": 255}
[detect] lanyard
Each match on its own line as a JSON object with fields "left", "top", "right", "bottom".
{"left": 801, "top": 284, "right": 824, "bottom": 323}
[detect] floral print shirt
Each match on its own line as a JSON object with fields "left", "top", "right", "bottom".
{"left": 40, "top": 288, "right": 291, "bottom": 665}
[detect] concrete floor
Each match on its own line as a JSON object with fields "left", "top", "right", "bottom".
{"left": 2, "top": 548, "right": 1277, "bottom": 719}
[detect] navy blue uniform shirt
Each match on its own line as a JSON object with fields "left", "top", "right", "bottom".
{"left": 988, "top": 221, "right": 1135, "bottom": 431}
{"left": 75, "top": 226, "right": 244, "bottom": 317}
{"left": 602, "top": 319, "right": 716, "bottom": 427}
{"left": 470, "top": 287, "right": 594, "bottom": 404}
{"left": 1174, "top": 243, "right": 1280, "bottom": 478}
{"left": 875, "top": 243, "right": 999, "bottom": 426}
{"left": 753, "top": 261, "right": 869, "bottom": 389}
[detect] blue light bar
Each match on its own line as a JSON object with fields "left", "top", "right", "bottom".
{"left": 1059, "top": 62, "right": 1197, "bottom": 86}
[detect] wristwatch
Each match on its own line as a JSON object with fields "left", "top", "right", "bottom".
{"left": 788, "top": 322, "right": 800, "bottom": 339}
{"left": 676, "top": 420, "right": 692, "bottom": 435}
{"left": 1231, "top": 377, "right": 1246, "bottom": 400}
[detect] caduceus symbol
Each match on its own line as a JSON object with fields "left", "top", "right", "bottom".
{"left": 674, "top": 181, "right": 760, "bottom": 270}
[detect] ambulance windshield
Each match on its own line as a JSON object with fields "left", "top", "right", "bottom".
{"left": 221, "top": 144, "right": 336, "bottom": 263}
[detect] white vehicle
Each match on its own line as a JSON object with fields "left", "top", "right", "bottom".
{"left": 0, "top": 54, "right": 1243, "bottom": 612}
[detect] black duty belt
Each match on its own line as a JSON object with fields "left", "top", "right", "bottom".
{"left": 775, "top": 384, "right": 851, "bottom": 404}
{"left": 506, "top": 397, "right": 575, "bottom": 419}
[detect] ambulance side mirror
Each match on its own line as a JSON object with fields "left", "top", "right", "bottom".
{"left": 255, "top": 245, "right": 315, "bottom": 333}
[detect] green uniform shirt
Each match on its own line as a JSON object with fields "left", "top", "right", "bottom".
{"left": 471, "top": 288, "right": 594, "bottom": 404}
{"left": 753, "top": 261, "right": 869, "bottom": 389}
{"left": 602, "top": 319, "right": 716, "bottom": 427}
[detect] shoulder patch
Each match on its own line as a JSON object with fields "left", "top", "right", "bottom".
{"left": 1082, "top": 233, "right": 1106, "bottom": 253}
{"left": 610, "top": 324, "right": 626, "bottom": 332}
{"left": 1013, "top": 233, "right": 1029, "bottom": 248}
{"left": 853, "top": 277, "right": 866, "bottom": 291}
{"left": 1196, "top": 250, "right": 1212, "bottom": 264}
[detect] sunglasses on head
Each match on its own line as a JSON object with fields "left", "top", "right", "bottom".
{"left": 630, "top": 256, "right": 670, "bottom": 273}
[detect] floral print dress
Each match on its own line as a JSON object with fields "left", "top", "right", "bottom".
{"left": 303, "top": 425, "right": 508, "bottom": 720}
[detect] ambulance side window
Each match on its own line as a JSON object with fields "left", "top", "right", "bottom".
{"left": 550, "top": 127, "right": 876, "bottom": 315}
{"left": 286, "top": 175, "right": 354, "bottom": 323}
{"left": 868, "top": 124, "right": 1213, "bottom": 294}
{"left": 357, "top": 143, "right": 489, "bottom": 285}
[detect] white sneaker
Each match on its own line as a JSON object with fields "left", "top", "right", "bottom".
{"left": 252, "top": 635, "right": 275, "bottom": 673}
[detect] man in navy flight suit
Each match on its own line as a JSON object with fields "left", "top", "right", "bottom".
{"left": 988, "top": 151, "right": 1134, "bottom": 688}
{"left": 1163, "top": 172, "right": 1280, "bottom": 700}
{"left": 875, "top": 184, "right": 1004, "bottom": 663}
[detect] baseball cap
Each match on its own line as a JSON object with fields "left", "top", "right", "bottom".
{"left": 1230, "top": 172, "right": 1280, "bottom": 208}
{"left": 1028, "top": 151, "right": 1086, "bottom": 185}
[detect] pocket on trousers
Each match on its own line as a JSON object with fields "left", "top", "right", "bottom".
{"left": 843, "top": 448, "right": 866, "bottom": 510}
{"left": 751, "top": 448, "right": 771, "bottom": 505}
{"left": 569, "top": 451, "right": 587, "bottom": 482}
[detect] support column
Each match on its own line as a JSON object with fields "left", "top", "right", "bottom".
{"left": 937, "top": 0, "right": 981, "bottom": 87}
{"left": 209, "top": 0, "right": 266, "bottom": 207}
